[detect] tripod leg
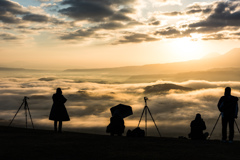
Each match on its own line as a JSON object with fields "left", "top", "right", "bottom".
{"left": 208, "top": 113, "right": 221, "bottom": 140}
{"left": 145, "top": 107, "right": 147, "bottom": 136}
{"left": 138, "top": 106, "right": 146, "bottom": 127}
{"left": 8, "top": 101, "right": 24, "bottom": 127}
{"left": 146, "top": 107, "right": 162, "bottom": 137}
{"left": 234, "top": 120, "right": 240, "bottom": 134}
{"left": 25, "top": 103, "right": 27, "bottom": 129}
{"left": 26, "top": 102, "right": 35, "bottom": 129}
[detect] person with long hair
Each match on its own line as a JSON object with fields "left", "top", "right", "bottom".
{"left": 49, "top": 88, "right": 70, "bottom": 133}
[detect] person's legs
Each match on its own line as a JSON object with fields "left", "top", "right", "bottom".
{"left": 54, "top": 120, "right": 57, "bottom": 132}
{"left": 58, "top": 121, "right": 62, "bottom": 133}
{"left": 222, "top": 117, "right": 227, "bottom": 141}
{"left": 229, "top": 118, "right": 234, "bottom": 141}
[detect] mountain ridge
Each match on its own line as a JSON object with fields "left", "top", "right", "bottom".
{"left": 65, "top": 48, "right": 240, "bottom": 75}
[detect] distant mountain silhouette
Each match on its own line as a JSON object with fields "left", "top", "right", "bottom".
{"left": 126, "top": 67, "right": 240, "bottom": 83}
{"left": 0, "top": 67, "right": 43, "bottom": 72}
{"left": 65, "top": 48, "right": 240, "bottom": 75}
{"left": 202, "top": 52, "right": 221, "bottom": 59}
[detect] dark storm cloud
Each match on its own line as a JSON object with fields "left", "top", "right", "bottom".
{"left": 116, "top": 32, "right": 159, "bottom": 44}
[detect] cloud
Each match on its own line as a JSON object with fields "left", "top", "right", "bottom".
{"left": 22, "top": 14, "right": 50, "bottom": 22}
{"left": 151, "top": 1, "right": 240, "bottom": 41}
{"left": 1, "top": 0, "right": 240, "bottom": 44}
{"left": 60, "top": 29, "right": 95, "bottom": 40}
{"left": 37, "top": 0, "right": 51, "bottom": 2}
{"left": 58, "top": 0, "right": 136, "bottom": 22}
{"left": 59, "top": 1, "right": 114, "bottom": 22}
{"left": 115, "top": 32, "right": 159, "bottom": 44}
{"left": 0, "top": 32, "right": 23, "bottom": 41}
{"left": 150, "top": 0, "right": 182, "bottom": 6}
{"left": 144, "top": 83, "right": 192, "bottom": 94}
{"left": 38, "top": 77, "right": 56, "bottom": 81}
{"left": 2, "top": 74, "right": 240, "bottom": 137}
{"left": 0, "top": 0, "right": 28, "bottom": 24}
{"left": 154, "top": 27, "right": 181, "bottom": 37}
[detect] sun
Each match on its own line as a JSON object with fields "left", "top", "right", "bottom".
{"left": 169, "top": 35, "right": 205, "bottom": 62}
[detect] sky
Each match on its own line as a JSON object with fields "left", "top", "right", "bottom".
{"left": 1, "top": 0, "right": 240, "bottom": 69}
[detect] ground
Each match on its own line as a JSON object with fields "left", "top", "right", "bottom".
{"left": 1, "top": 126, "right": 240, "bottom": 160}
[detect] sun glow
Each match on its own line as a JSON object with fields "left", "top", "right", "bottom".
{"left": 169, "top": 36, "right": 206, "bottom": 62}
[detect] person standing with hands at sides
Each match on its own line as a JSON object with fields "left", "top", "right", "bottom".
{"left": 49, "top": 88, "right": 70, "bottom": 133}
{"left": 218, "top": 87, "right": 238, "bottom": 143}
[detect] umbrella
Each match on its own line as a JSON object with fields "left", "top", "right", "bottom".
{"left": 110, "top": 104, "right": 133, "bottom": 118}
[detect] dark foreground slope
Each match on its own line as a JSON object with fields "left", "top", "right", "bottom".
{"left": 1, "top": 126, "right": 240, "bottom": 160}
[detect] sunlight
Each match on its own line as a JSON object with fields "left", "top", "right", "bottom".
{"left": 169, "top": 37, "right": 205, "bottom": 61}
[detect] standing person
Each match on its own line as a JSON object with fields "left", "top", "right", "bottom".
{"left": 218, "top": 87, "right": 238, "bottom": 143}
{"left": 188, "top": 113, "right": 209, "bottom": 140}
{"left": 49, "top": 88, "right": 70, "bottom": 133}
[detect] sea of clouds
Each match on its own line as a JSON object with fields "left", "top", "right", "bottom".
{"left": 1, "top": 72, "right": 240, "bottom": 139}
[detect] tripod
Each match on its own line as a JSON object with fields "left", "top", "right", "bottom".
{"left": 208, "top": 113, "right": 240, "bottom": 140}
{"left": 137, "top": 97, "right": 161, "bottom": 137}
{"left": 9, "top": 96, "right": 34, "bottom": 129}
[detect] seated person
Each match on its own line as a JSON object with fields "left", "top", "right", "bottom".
{"left": 106, "top": 114, "right": 125, "bottom": 136}
{"left": 188, "top": 113, "right": 209, "bottom": 140}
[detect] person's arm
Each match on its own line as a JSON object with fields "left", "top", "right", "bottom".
{"left": 61, "top": 95, "right": 67, "bottom": 103}
{"left": 217, "top": 97, "right": 224, "bottom": 112}
{"left": 235, "top": 103, "right": 238, "bottom": 118}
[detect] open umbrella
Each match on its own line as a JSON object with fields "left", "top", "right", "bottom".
{"left": 110, "top": 104, "right": 133, "bottom": 118}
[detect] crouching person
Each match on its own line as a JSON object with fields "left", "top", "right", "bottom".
{"left": 188, "top": 113, "right": 209, "bottom": 140}
{"left": 106, "top": 114, "right": 125, "bottom": 136}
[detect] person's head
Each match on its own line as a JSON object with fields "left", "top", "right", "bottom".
{"left": 224, "top": 87, "right": 231, "bottom": 96}
{"left": 195, "top": 113, "right": 201, "bottom": 120}
{"left": 56, "top": 88, "right": 62, "bottom": 95}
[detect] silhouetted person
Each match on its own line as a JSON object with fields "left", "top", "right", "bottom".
{"left": 106, "top": 114, "right": 125, "bottom": 136}
{"left": 218, "top": 87, "right": 238, "bottom": 143}
{"left": 49, "top": 88, "right": 70, "bottom": 133}
{"left": 188, "top": 113, "right": 209, "bottom": 140}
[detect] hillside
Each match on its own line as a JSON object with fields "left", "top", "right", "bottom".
{"left": 1, "top": 126, "right": 240, "bottom": 160}
{"left": 126, "top": 68, "right": 240, "bottom": 83}
{"left": 65, "top": 48, "right": 240, "bottom": 75}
